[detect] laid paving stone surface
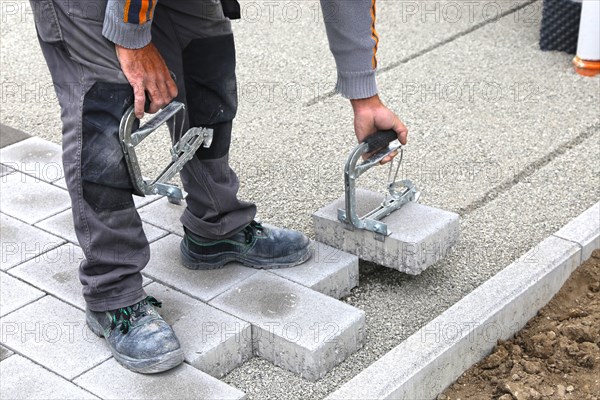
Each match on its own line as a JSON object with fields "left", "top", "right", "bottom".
{"left": 74, "top": 359, "right": 246, "bottom": 400}
{"left": 0, "top": 164, "right": 15, "bottom": 177}
{"left": 10, "top": 243, "right": 153, "bottom": 311}
{"left": 0, "top": 355, "right": 99, "bottom": 399}
{"left": 10, "top": 243, "right": 87, "bottom": 310}
{"left": 0, "top": 136, "right": 63, "bottom": 182}
{"left": 210, "top": 272, "right": 366, "bottom": 381}
{"left": 0, "top": 344, "right": 14, "bottom": 361}
{"left": 0, "top": 271, "right": 45, "bottom": 317}
{"left": 145, "top": 282, "right": 252, "bottom": 378}
{"left": 0, "top": 172, "right": 70, "bottom": 224}
{"left": 35, "top": 208, "right": 168, "bottom": 244}
{"left": 0, "top": 296, "right": 111, "bottom": 380}
{"left": 144, "top": 234, "right": 258, "bottom": 302}
{"left": 270, "top": 241, "right": 359, "bottom": 299}
{"left": 0, "top": 213, "right": 65, "bottom": 271}
{"left": 138, "top": 197, "right": 186, "bottom": 236}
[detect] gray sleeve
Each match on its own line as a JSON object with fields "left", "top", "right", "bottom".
{"left": 320, "top": 0, "right": 379, "bottom": 99}
{"left": 102, "top": 0, "right": 156, "bottom": 49}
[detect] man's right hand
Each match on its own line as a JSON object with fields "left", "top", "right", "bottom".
{"left": 115, "top": 43, "right": 178, "bottom": 119}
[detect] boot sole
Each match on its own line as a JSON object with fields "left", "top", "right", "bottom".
{"left": 86, "top": 314, "right": 184, "bottom": 374}
{"left": 180, "top": 239, "right": 312, "bottom": 270}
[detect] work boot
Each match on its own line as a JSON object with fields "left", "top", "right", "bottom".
{"left": 86, "top": 296, "right": 184, "bottom": 374}
{"left": 180, "top": 220, "right": 312, "bottom": 270}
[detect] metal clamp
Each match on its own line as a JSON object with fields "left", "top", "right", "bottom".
{"left": 337, "top": 130, "right": 420, "bottom": 240}
{"left": 119, "top": 101, "right": 213, "bottom": 204}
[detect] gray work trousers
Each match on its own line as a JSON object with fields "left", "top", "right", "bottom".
{"left": 31, "top": 0, "right": 256, "bottom": 311}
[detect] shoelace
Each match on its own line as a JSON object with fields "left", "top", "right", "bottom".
{"left": 110, "top": 296, "right": 162, "bottom": 334}
{"left": 242, "top": 220, "right": 264, "bottom": 244}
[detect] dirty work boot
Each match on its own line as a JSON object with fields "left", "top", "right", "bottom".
{"left": 180, "top": 220, "right": 312, "bottom": 270}
{"left": 86, "top": 296, "right": 184, "bottom": 373}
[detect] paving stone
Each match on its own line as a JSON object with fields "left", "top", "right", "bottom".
{"left": 0, "top": 124, "right": 30, "bottom": 148}
{"left": 326, "top": 236, "right": 581, "bottom": 400}
{"left": 0, "top": 137, "right": 63, "bottom": 182}
{"left": 10, "top": 243, "right": 153, "bottom": 311}
{"left": 554, "top": 202, "right": 600, "bottom": 262}
{"left": 144, "top": 234, "right": 257, "bottom": 302}
{"left": 75, "top": 358, "right": 246, "bottom": 399}
{"left": 51, "top": 177, "right": 67, "bottom": 189}
{"left": 138, "top": 197, "right": 186, "bottom": 236}
{"left": 0, "top": 172, "right": 70, "bottom": 224}
{"left": 0, "top": 271, "right": 45, "bottom": 317}
{"left": 210, "top": 272, "right": 366, "bottom": 381}
{"left": 145, "top": 282, "right": 252, "bottom": 378}
{"left": 0, "top": 355, "right": 99, "bottom": 399}
{"left": 0, "top": 344, "right": 13, "bottom": 361}
{"left": 0, "top": 164, "right": 15, "bottom": 177}
{"left": 9, "top": 243, "right": 86, "bottom": 310}
{"left": 0, "top": 296, "right": 111, "bottom": 379}
{"left": 269, "top": 241, "right": 359, "bottom": 299}
{"left": 0, "top": 213, "right": 65, "bottom": 271}
{"left": 35, "top": 208, "right": 167, "bottom": 244}
{"left": 313, "top": 188, "right": 460, "bottom": 275}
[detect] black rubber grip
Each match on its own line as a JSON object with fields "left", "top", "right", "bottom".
{"left": 364, "top": 130, "right": 398, "bottom": 152}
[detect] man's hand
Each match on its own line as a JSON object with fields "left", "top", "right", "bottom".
{"left": 115, "top": 43, "right": 178, "bottom": 119}
{"left": 351, "top": 94, "right": 408, "bottom": 164}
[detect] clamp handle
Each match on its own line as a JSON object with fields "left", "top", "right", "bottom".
{"left": 365, "top": 130, "right": 399, "bottom": 153}
{"left": 337, "top": 129, "right": 418, "bottom": 239}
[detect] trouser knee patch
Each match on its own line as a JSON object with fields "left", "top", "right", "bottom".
{"left": 82, "top": 180, "right": 134, "bottom": 212}
{"left": 81, "top": 81, "right": 135, "bottom": 189}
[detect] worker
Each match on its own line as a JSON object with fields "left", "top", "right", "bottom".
{"left": 30, "top": 0, "right": 408, "bottom": 373}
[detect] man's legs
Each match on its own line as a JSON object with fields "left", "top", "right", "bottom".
{"left": 31, "top": 0, "right": 182, "bottom": 373}
{"left": 151, "top": 2, "right": 312, "bottom": 269}
{"left": 150, "top": 1, "right": 257, "bottom": 239}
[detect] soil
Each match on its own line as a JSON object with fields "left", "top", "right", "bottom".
{"left": 441, "top": 249, "right": 600, "bottom": 400}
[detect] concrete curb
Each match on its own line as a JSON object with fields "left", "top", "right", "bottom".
{"left": 326, "top": 202, "right": 599, "bottom": 400}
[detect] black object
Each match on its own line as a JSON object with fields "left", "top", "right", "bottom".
{"left": 540, "top": 0, "right": 582, "bottom": 54}
{"left": 365, "top": 130, "right": 398, "bottom": 153}
{"left": 220, "top": 0, "right": 241, "bottom": 19}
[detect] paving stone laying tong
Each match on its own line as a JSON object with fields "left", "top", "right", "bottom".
{"left": 337, "top": 130, "right": 420, "bottom": 238}
{"left": 119, "top": 101, "right": 213, "bottom": 204}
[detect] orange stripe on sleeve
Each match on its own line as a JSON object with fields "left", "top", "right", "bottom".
{"left": 139, "top": 0, "right": 149, "bottom": 24}
{"left": 123, "top": 0, "right": 131, "bottom": 23}
{"left": 370, "top": 0, "right": 379, "bottom": 69}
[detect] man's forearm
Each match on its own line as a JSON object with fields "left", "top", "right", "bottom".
{"left": 320, "top": 0, "right": 379, "bottom": 99}
{"left": 103, "top": 0, "right": 157, "bottom": 49}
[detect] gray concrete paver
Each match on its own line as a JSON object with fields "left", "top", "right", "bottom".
{"left": 9, "top": 243, "right": 153, "bottom": 311}
{"left": 0, "top": 296, "right": 111, "bottom": 380}
{"left": 0, "top": 344, "right": 13, "bottom": 361}
{"left": 0, "top": 137, "right": 63, "bottom": 182}
{"left": 0, "top": 355, "right": 99, "bottom": 399}
{"left": 210, "top": 272, "right": 365, "bottom": 381}
{"left": 0, "top": 213, "right": 65, "bottom": 271}
{"left": 0, "top": 271, "right": 45, "bottom": 317}
{"left": 0, "top": 172, "right": 70, "bottom": 224}
{"left": 138, "top": 197, "right": 185, "bottom": 236}
{"left": 145, "top": 282, "right": 253, "bottom": 378}
{"left": 0, "top": 164, "right": 15, "bottom": 177}
{"left": 74, "top": 359, "right": 247, "bottom": 400}
{"left": 269, "top": 241, "right": 359, "bottom": 299}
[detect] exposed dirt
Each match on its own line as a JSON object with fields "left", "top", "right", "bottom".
{"left": 441, "top": 249, "right": 600, "bottom": 400}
